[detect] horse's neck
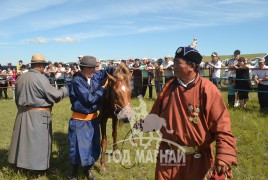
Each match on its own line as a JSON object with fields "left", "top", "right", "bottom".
{"left": 105, "top": 82, "right": 115, "bottom": 104}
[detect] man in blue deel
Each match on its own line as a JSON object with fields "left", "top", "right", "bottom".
{"left": 68, "top": 56, "right": 113, "bottom": 180}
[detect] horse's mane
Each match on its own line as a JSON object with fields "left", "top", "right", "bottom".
{"left": 113, "top": 63, "right": 131, "bottom": 82}
{"left": 105, "top": 63, "right": 131, "bottom": 102}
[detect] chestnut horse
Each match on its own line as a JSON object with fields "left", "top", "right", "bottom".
{"left": 99, "top": 64, "right": 132, "bottom": 169}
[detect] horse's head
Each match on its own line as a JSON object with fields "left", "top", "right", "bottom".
{"left": 106, "top": 64, "right": 133, "bottom": 122}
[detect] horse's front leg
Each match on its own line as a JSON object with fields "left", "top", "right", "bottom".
{"left": 112, "top": 117, "right": 119, "bottom": 152}
{"left": 100, "top": 117, "right": 108, "bottom": 170}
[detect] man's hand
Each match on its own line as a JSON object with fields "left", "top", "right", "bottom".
{"left": 253, "top": 78, "right": 259, "bottom": 84}
{"left": 215, "top": 159, "right": 233, "bottom": 178}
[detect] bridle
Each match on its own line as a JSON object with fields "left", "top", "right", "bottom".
{"left": 111, "top": 78, "right": 130, "bottom": 115}
{"left": 114, "top": 103, "right": 123, "bottom": 115}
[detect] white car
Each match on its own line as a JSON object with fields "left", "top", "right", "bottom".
{"left": 250, "top": 54, "right": 268, "bottom": 67}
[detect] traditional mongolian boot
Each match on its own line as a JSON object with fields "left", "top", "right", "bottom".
{"left": 68, "top": 164, "right": 79, "bottom": 180}
{"left": 83, "top": 165, "right": 95, "bottom": 180}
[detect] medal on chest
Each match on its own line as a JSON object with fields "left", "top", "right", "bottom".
{"left": 188, "top": 104, "right": 200, "bottom": 124}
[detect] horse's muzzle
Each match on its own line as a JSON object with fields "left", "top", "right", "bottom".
{"left": 121, "top": 117, "right": 129, "bottom": 123}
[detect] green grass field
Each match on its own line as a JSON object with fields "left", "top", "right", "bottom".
{"left": 0, "top": 84, "right": 267, "bottom": 180}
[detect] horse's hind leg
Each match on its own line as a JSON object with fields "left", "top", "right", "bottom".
{"left": 100, "top": 117, "right": 108, "bottom": 170}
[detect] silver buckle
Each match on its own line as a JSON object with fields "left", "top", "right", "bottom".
{"left": 193, "top": 152, "right": 201, "bottom": 159}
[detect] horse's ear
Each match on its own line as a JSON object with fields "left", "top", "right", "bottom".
{"left": 106, "top": 72, "right": 116, "bottom": 82}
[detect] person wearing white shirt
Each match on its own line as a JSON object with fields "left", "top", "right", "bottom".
{"left": 160, "top": 55, "right": 174, "bottom": 83}
{"left": 207, "top": 52, "right": 222, "bottom": 89}
{"left": 64, "top": 64, "right": 73, "bottom": 86}
{"left": 55, "top": 62, "right": 66, "bottom": 89}
{"left": 44, "top": 62, "right": 56, "bottom": 84}
{"left": 252, "top": 58, "right": 268, "bottom": 110}
{"left": 199, "top": 61, "right": 205, "bottom": 77}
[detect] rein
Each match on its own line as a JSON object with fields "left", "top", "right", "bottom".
{"left": 114, "top": 103, "right": 123, "bottom": 115}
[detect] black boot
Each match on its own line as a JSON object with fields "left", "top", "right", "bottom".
{"left": 83, "top": 165, "right": 95, "bottom": 180}
{"left": 68, "top": 164, "right": 79, "bottom": 180}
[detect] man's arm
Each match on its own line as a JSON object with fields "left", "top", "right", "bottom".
{"left": 71, "top": 79, "right": 104, "bottom": 106}
{"left": 39, "top": 74, "right": 68, "bottom": 103}
{"left": 93, "top": 66, "right": 114, "bottom": 83}
{"left": 205, "top": 88, "right": 238, "bottom": 176}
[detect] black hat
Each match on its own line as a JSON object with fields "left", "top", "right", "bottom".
{"left": 174, "top": 46, "right": 202, "bottom": 64}
{"left": 157, "top": 58, "right": 163, "bottom": 65}
{"left": 79, "top": 56, "right": 98, "bottom": 68}
{"left": 234, "top": 50, "right": 240, "bottom": 55}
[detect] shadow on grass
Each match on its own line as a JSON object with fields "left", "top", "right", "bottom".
{"left": 51, "top": 131, "right": 103, "bottom": 179}
{"left": 1, "top": 126, "right": 146, "bottom": 179}
{"left": 0, "top": 132, "right": 71, "bottom": 179}
{"left": 0, "top": 148, "right": 9, "bottom": 169}
{"left": 49, "top": 131, "right": 70, "bottom": 179}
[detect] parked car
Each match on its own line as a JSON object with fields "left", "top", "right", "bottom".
{"left": 221, "top": 58, "right": 231, "bottom": 67}
{"left": 101, "top": 62, "right": 108, "bottom": 69}
{"left": 249, "top": 54, "right": 268, "bottom": 67}
{"left": 250, "top": 57, "right": 262, "bottom": 67}
{"left": 0, "top": 65, "right": 17, "bottom": 71}
{"left": 263, "top": 53, "right": 268, "bottom": 65}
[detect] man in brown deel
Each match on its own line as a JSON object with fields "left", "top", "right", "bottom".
{"left": 149, "top": 46, "right": 237, "bottom": 179}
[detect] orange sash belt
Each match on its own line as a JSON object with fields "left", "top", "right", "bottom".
{"left": 71, "top": 111, "right": 98, "bottom": 121}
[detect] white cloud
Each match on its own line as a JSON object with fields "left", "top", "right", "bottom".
{"left": 218, "top": 0, "right": 264, "bottom": 5}
{"left": 24, "top": 36, "right": 77, "bottom": 44}
{"left": 53, "top": 37, "right": 76, "bottom": 43}
{"left": 26, "top": 37, "right": 49, "bottom": 44}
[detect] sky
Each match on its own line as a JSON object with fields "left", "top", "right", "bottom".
{"left": 0, "top": 0, "right": 268, "bottom": 65}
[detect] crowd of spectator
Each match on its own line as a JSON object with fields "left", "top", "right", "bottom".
{"left": 0, "top": 52, "right": 268, "bottom": 111}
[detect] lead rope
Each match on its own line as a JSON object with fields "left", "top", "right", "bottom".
{"left": 113, "top": 104, "right": 141, "bottom": 169}
{"left": 118, "top": 128, "right": 138, "bottom": 169}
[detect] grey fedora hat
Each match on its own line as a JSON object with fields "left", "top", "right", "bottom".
{"left": 79, "top": 56, "right": 98, "bottom": 67}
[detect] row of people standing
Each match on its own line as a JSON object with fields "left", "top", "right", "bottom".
{"left": 204, "top": 49, "right": 268, "bottom": 110}
{"left": 0, "top": 66, "right": 10, "bottom": 99}
{"left": 228, "top": 55, "right": 268, "bottom": 110}
{"left": 205, "top": 50, "right": 252, "bottom": 108}
{"left": 130, "top": 55, "right": 174, "bottom": 99}
{"left": 44, "top": 62, "right": 80, "bottom": 89}
{"left": 0, "top": 66, "right": 22, "bottom": 99}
